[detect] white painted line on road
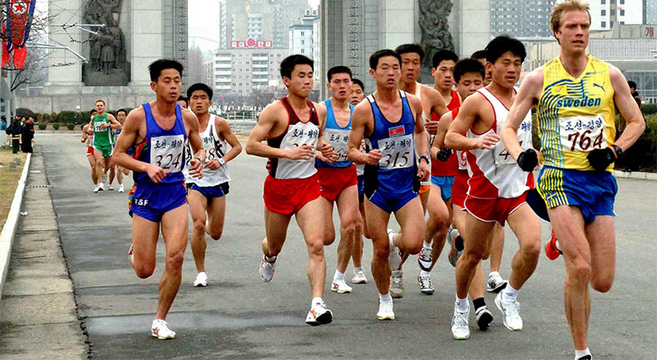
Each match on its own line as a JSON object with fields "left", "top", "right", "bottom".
{"left": 0, "top": 153, "right": 32, "bottom": 298}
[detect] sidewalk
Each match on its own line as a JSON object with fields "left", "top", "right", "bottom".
{"left": 0, "top": 147, "right": 86, "bottom": 359}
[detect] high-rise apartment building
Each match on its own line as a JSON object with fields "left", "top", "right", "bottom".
{"left": 588, "top": 0, "right": 644, "bottom": 31}
{"left": 490, "top": 0, "right": 557, "bottom": 37}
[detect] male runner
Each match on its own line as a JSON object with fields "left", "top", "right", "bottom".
{"left": 177, "top": 95, "right": 188, "bottom": 109}
{"left": 445, "top": 36, "right": 541, "bottom": 340}
{"left": 349, "top": 78, "right": 369, "bottom": 284}
{"left": 113, "top": 108, "right": 129, "bottom": 193}
{"left": 187, "top": 83, "right": 242, "bottom": 287}
{"left": 394, "top": 43, "right": 448, "bottom": 296}
{"left": 347, "top": 49, "right": 430, "bottom": 320}
{"left": 81, "top": 109, "right": 97, "bottom": 190}
{"left": 89, "top": 99, "right": 122, "bottom": 192}
{"left": 246, "top": 54, "right": 335, "bottom": 326}
{"left": 315, "top": 66, "right": 363, "bottom": 294}
{"left": 501, "top": 2, "right": 644, "bottom": 358}
{"left": 432, "top": 59, "right": 495, "bottom": 329}
{"left": 113, "top": 59, "right": 205, "bottom": 339}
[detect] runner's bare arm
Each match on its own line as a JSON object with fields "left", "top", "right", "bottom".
{"left": 314, "top": 103, "right": 336, "bottom": 160}
{"left": 431, "top": 111, "right": 453, "bottom": 159}
{"left": 81, "top": 124, "right": 89, "bottom": 142}
{"left": 112, "top": 108, "right": 153, "bottom": 174}
{"left": 501, "top": 68, "right": 543, "bottom": 161}
{"left": 184, "top": 109, "right": 204, "bottom": 179}
{"left": 246, "top": 102, "right": 314, "bottom": 160}
{"left": 347, "top": 101, "right": 377, "bottom": 165}
{"left": 446, "top": 94, "right": 499, "bottom": 150}
{"left": 610, "top": 65, "right": 645, "bottom": 153}
{"left": 410, "top": 96, "right": 429, "bottom": 181}
{"left": 428, "top": 86, "right": 449, "bottom": 119}
{"left": 215, "top": 117, "right": 242, "bottom": 164}
{"left": 107, "top": 114, "right": 122, "bottom": 130}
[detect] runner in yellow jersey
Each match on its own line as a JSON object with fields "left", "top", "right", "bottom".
{"left": 501, "top": 1, "right": 644, "bottom": 359}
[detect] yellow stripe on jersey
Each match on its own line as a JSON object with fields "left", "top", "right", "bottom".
{"left": 537, "top": 167, "right": 569, "bottom": 208}
{"left": 537, "top": 56, "right": 616, "bottom": 172}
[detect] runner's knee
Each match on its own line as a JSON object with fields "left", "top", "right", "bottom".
{"left": 520, "top": 236, "right": 541, "bottom": 259}
{"left": 192, "top": 218, "right": 206, "bottom": 234}
{"left": 166, "top": 251, "right": 185, "bottom": 272}
{"left": 567, "top": 261, "right": 592, "bottom": 287}
{"left": 134, "top": 262, "right": 155, "bottom": 279}
{"left": 307, "top": 238, "right": 324, "bottom": 258}
{"left": 591, "top": 273, "right": 613, "bottom": 293}
{"left": 208, "top": 228, "right": 223, "bottom": 241}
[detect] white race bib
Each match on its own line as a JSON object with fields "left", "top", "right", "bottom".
{"left": 457, "top": 150, "right": 468, "bottom": 170}
{"left": 324, "top": 128, "right": 350, "bottom": 162}
{"left": 151, "top": 135, "right": 185, "bottom": 172}
{"left": 378, "top": 134, "right": 414, "bottom": 170}
{"left": 560, "top": 114, "right": 606, "bottom": 153}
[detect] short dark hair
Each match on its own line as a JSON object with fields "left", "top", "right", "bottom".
{"left": 90, "top": 109, "right": 97, "bottom": 116}
{"left": 470, "top": 50, "right": 487, "bottom": 61}
{"left": 280, "top": 54, "right": 314, "bottom": 79}
{"left": 628, "top": 80, "right": 637, "bottom": 89}
{"left": 327, "top": 66, "right": 353, "bottom": 83}
{"left": 453, "top": 59, "right": 486, "bottom": 83}
{"left": 432, "top": 50, "right": 459, "bottom": 68}
{"left": 395, "top": 43, "right": 426, "bottom": 62}
{"left": 485, "top": 35, "right": 526, "bottom": 64}
{"left": 369, "top": 49, "right": 401, "bottom": 70}
{"left": 176, "top": 95, "right": 188, "bottom": 106}
{"left": 187, "top": 83, "right": 213, "bottom": 99}
{"left": 117, "top": 108, "right": 128, "bottom": 115}
{"left": 352, "top": 78, "right": 365, "bottom": 92}
{"left": 148, "top": 59, "right": 184, "bottom": 82}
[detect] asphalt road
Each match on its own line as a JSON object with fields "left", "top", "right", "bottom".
{"left": 38, "top": 132, "right": 656, "bottom": 359}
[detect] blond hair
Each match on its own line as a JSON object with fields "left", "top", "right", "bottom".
{"left": 550, "top": 0, "right": 590, "bottom": 33}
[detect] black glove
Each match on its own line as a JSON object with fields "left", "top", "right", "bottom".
{"left": 587, "top": 148, "right": 617, "bottom": 171}
{"left": 517, "top": 149, "right": 538, "bottom": 172}
{"left": 436, "top": 147, "right": 452, "bottom": 161}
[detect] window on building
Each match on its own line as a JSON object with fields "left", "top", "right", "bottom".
{"left": 601, "top": 0, "right": 605, "bottom": 4}
{"left": 610, "top": 9, "right": 615, "bottom": 16}
{"left": 301, "top": 49, "right": 304, "bottom": 53}
{"left": 620, "top": 10, "right": 625, "bottom": 16}
{"left": 601, "top": 9, "right": 606, "bottom": 16}
{"left": 620, "top": 21, "right": 625, "bottom": 24}
{"left": 601, "top": 21, "right": 606, "bottom": 27}
{"left": 620, "top": 0, "right": 624, "bottom": 3}
{"left": 301, "top": 40, "right": 304, "bottom": 45}
{"left": 301, "top": 31, "right": 305, "bottom": 36}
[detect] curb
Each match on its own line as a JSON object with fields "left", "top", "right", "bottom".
{"left": 612, "top": 169, "right": 657, "bottom": 181}
{"left": 0, "top": 153, "right": 31, "bottom": 297}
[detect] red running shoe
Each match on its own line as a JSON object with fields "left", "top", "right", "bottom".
{"left": 545, "top": 229, "right": 562, "bottom": 260}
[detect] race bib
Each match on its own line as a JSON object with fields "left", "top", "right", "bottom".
{"left": 560, "top": 114, "right": 606, "bottom": 153}
{"left": 151, "top": 135, "right": 185, "bottom": 172}
{"left": 378, "top": 134, "right": 414, "bottom": 170}
{"left": 457, "top": 150, "right": 468, "bottom": 170}
{"left": 324, "top": 128, "right": 350, "bottom": 162}
{"left": 93, "top": 122, "right": 106, "bottom": 132}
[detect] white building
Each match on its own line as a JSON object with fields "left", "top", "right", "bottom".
{"left": 588, "top": 0, "right": 644, "bottom": 31}
{"left": 213, "top": 47, "right": 289, "bottom": 96}
{"left": 289, "top": 23, "right": 314, "bottom": 57}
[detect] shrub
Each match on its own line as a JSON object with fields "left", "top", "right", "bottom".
{"left": 77, "top": 112, "right": 91, "bottom": 124}
{"left": 67, "top": 123, "right": 75, "bottom": 130}
{"left": 615, "top": 114, "right": 657, "bottom": 172}
{"left": 57, "top": 111, "right": 77, "bottom": 124}
{"left": 52, "top": 123, "right": 60, "bottom": 130}
{"left": 38, "top": 123, "right": 47, "bottom": 130}
{"left": 641, "top": 104, "right": 657, "bottom": 116}
{"left": 16, "top": 108, "right": 35, "bottom": 118}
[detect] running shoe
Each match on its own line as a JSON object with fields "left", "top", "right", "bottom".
{"left": 576, "top": 356, "right": 592, "bottom": 360}
{"left": 390, "top": 270, "right": 404, "bottom": 298}
{"left": 451, "top": 302, "right": 470, "bottom": 340}
{"left": 128, "top": 244, "right": 134, "bottom": 256}
{"left": 387, "top": 229, "right": 402, "bottom": 270}
{"left": 474, "top": 306, "right": 494, "bottom": 330}
{"left": 305, "top": 301, "right": 333, "bottom": 326}
{"left": 108, "top": 184, "right": 114, "bottom": 191}
{"left": 447, "top": 226, "right": 463, "bottom": 267}
{"left": 417, "top": 273, "right": 435, "bottom": 295}
{"left": 486, "top": 272, "right": 508, "bottom": 293}
{"left": 446, "top": 225, "right": 459, "bottom": 246}
{"left": 151, "top": 319, "right": 176, "bottom": 339}
{"left": 93, "top": 183, "right": 100, "bottom": 193}
{"left": 118, "top": 184, "right": 125, "bottom": 193}
{"left": 545, "top": 229, "right": 562, "bottom": 260}
{"left": 351, "top": 268, "right": 367, "bottom": 284}
{"left": 495, "top": 292, "right": 523, "bottom": 331}
{"left": 259, "top": 255, "right": 276, "bottom": 282}
{"left": 417, "top": 246, "right": 433, "bottom": 272}
{"left": 98, "top": 182, "right": 105, "bottom": 192}
{"left": 193, "top": 272, "right": 208, "bottom": 287}
{"left": 331, "top": 278, "right": 352, "bottom": 293}
{"left": 377, "top": 298, "right": 395, "bottom": 320}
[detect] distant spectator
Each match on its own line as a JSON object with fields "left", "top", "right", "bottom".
{"left": 21, "top": 116, "right": 35, "bottom": 153}
{"left": 8, "top": 117, "right": 22, "bottom": 153}
{"left": 628, "top": 80, "right": 641, "bottom": 109}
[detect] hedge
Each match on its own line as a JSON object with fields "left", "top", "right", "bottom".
{"left": 57, "top": 111, "right": 78, "bottom": 124}
{"left": 52, "top": 123, "right": 60, "bottom": 130}
{"left": 38, "top": 123, "right": 47, "bottom": 130}
{"left": 67, "top": 123, "right": 75, "bottom": 130}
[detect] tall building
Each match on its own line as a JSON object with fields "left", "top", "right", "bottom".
{"left": 588, "top": 0, "right": 644, "bottom": 31}
{"left": 289, "top": 11, "right": 318, "bottom": 57}
{"left": 645, "top": 0, "right": 657, "bottom": 24}
{"left": 490, "top": 0, "right": 556, "bottom": 38}
{"left": 213, "top": 48, "right": 289, "bottom": 96}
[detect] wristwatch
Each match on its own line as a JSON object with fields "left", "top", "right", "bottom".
{"left": 611, "top": 145, "right": 623, "bottom": 158}
{"left": 419, "top": 155, "right": 430, "bottom": 164}
{"left": 218, "top": 158, "right": 226, "bottom": 166}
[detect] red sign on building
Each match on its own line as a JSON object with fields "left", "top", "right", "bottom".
{"left": 231, "top": 38, "right": 273, "bottom": 48}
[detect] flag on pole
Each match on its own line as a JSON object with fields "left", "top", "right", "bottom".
{"left": 3, "top": 0, "right": 36, "bottom": 69}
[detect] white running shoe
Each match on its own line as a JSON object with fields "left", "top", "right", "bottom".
{"left": 417, "top": 246, "right": 432, "bottom": 272}
{"left": 417, "top": 273, "right": 435, "bottom": 295}
{"left": 486, "top": 272, "right": 508, "bottom": 293}
{"left": 151, "top": 319, "right": 176, "bottom": 339}
{"left": 475, "top": 305, "right": 494, "bottom": 330}
{"left": 331, "top": 278, "right": 352, "bottom": 293}
{"left": 351, "top": 268, "right": 367, "bottom": 284}
{"left": 98, "top": 182, "right": 105, "bottom": 192}
{"left": 390, "top": 270, "right": 404, "bottom": 298}
{"left": 93, "top": 183, "right": 100, "bottom": 193}
{"left": 118, "top": 184, "right": 125, "bottom": 193}
{"left": 495, "top": 292, "right": 523, "bottom": 331}
{"left": 388, "top": 229, "right": 402, "bottom": 270}
{"left": 305, "top": 301, "right": 333, "bottom": 326}
{"left": 377, "top": 298, "right": 395, "bottom": 320}
{"left": 259, "top": 255, "right": 275, "bottom": 282}
{"left": 451, "top": 302, "right": 470, "bottom": 340}
{"left": 108, "top": 184, "right": 114, "bottom": 191}
{"left": 193, "top": 272, "right": 208, "bottom": 287}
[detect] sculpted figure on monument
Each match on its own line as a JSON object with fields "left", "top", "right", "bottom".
{"left": 419, "top": 0, "right": 455, "bottom": 79}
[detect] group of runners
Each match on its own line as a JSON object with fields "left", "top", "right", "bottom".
{"left": 98, "top": 1, "right": 643, "bottom": 359}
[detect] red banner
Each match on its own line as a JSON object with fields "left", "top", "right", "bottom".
{"left": 3, "top": 0, "right": 36, "bottom": 69}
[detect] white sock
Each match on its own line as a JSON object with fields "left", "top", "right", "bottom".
{"left": 311, "top": 297, "right": 323, "bottom": 308}
{"left": 423, "top": 240, "right": 432, "bottom": 249}
{"left": 420, "top": 270, "right": 431, "bottom": 277}
{"left": 265, "top": 255, "right": 277, "bottom": 263}
{"left": 456, "top": 295, "right": 469, "bottom": 313}
{"left": 379, "top": 293, "right": 392, "bottom": 302}
{"left": 503, "top": 284, "right": 519, "bottom": 302}
{"left": 354, "top": 267, "right": 363, "bottom": 272}
{"left": 333, "top": 270, "right": 344, "bottom": 281}
{"left": 574, "top": 348, "right": 591, "bottom": 360}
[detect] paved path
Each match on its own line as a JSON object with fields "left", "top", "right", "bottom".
{"left": 2, "top": 132, "right": 656, "bottom": 359}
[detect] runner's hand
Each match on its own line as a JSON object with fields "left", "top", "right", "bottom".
{"left": 517, "top": 149, "right": 539, "bottom": 172}
{"left": 425, "top": 120, "right": 438, "bottom": 135}
{"left": 205, "top": 160, "right": 221, "bottom": 170}
{"left": 417, "top": 161, "right": 430, "bottom": 182}
{"left": 366, "top": 149, "right": 382, "bottom": 165}
{"left": 318, "top": 142, "right": 334, "bottom": 158}
{"left": 287, "top": 144, "right": 315, "bottom": 160}
{"left": 435, "top": 147, "right": 452, "bottom": 161}
{"left": 476, "top": 134, "right": 500, "bottom": 150}
{"left": 146, "top": 164, "right": 170, "bottom": 184}
{"left": 189, "top": 158, "right": 204, "bottom": 179}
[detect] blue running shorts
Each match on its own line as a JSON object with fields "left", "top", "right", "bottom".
{"left": 128, "top": 182, "right": 187, "bottom": 222}
{"left": 431, "top": 175, "right": 455, "bottom": 201}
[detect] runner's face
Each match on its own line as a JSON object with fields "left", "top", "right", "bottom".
{"left": 328, "top": 73, "right": 352, "bottom": 101}
{"left": 189, "top": 90, "right": 212, "bottom": 115}
{"left": 400, "top": 52, "right": 422, "bottom": 83}
{"left": 284, "top": 64, "right": 314, "bottom": 98}
{"left": 117, "top": 111, "right": 126, "bottom": 123}
{"left": 370, "top": 56, "right": 401, "bottom": 89}
{"left": 176, "top": 100, "right": 188, "bottom": 109}
{"left": 95, "top": 102, "right": 105, "bottom": 114}
{"left": 456, "top": 73, "right": 484, "bottom": 100}
{"left": 475, "top": 58, "right": 493, "bottom": 86}
{"left": 431, "top": 60, "right": 455, "bottom": 91}
{"left": 152, "top": 68, "right": 182, "bottom": 103}
{"left": 489, "top": 51, "right": 522, "bottom": 89}
{"left": 350, "top": 84, "right": 365, "bottom": 106}
{"left": 556, "top": 10, "right": 590, "bottom": 53}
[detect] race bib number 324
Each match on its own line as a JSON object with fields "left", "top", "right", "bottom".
{"left": 151, "top": 135, "right": 185, "bottom": 171}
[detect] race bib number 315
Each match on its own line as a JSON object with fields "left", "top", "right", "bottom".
{"left": 378, "top": 134, "right": 413, "bottom": 170}
{"left": 560, "top": 114, "right": 606, "bottom": 152}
